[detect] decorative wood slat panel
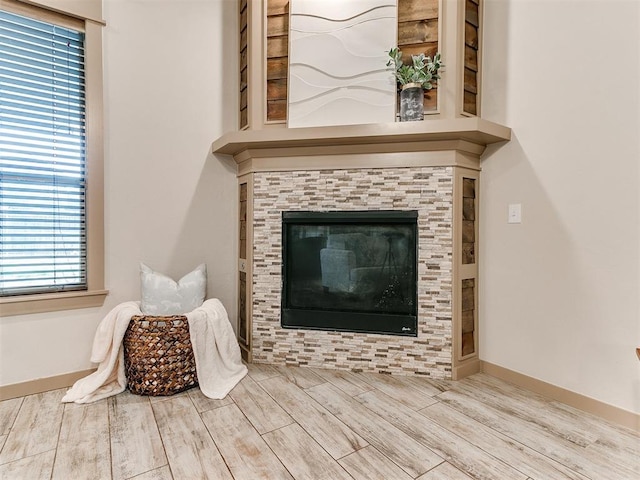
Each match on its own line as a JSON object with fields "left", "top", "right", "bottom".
{"left": 240, "top": 7, "right": 247, "bottom": 35}
{"left": 463, "top": 0, "right": 480, "bottom": 116}
{"left": 399, "top": 42, "right": 439, "bottom": 61}
{"left": 398, "top": 0, "right": 438, "bottom": 22}
{"left": 461, "top": 279, "right": 475, "bottom": 310}
{"left": 463, "top": 198, "right": 475, "bottom": 221}
{"left": 465, "top": 45, "right": 478, "bottom": 72}
{"left": 463, "top": 178, "right": 476, "bottom": 198}
{"left": 465, "top": 0, "right": 479, "bottom": 27}
{"left": 239, "top": 272, "right": 248, "bottom": 345}
{"left": 239, "top": 0, "right": 248, "bottom": 129}
{"left": 464, "top": 68, "right": 477, "bottom": 95}
{"left": 267, "top": 99, "right": 287, "bottom": 121}
{"left": 267, "top": 0, "right": 289, "bottom": 16}
{"left": 461, "top": 278, "right": 475, "bottom": 356}
{"left": 462, "top": 220, "right": 475, "bottom": 243}
{"left": 240, "top": 46, "right": 248, "bottom": 71}
{"left": 240, "top": 88, "right": 247, "bottom": 110}
{"left": 398, "top": 19, "right": 438, "bottom": 44}
{"left": 240, "top": 27, "right": 247, "bottom": 52}
{"left": 464, "top": 22, "right": 478, "bottom": 49}
{"left": 240, "top": 67, "right": 247, "bottom": 91}
{"left": 462, "top": 243, "right": 475, "bottom": 265}
{"left": 462, "top": 310, "right": 474, "bottom": 334}
{"left": 240, "top": 108, "right": 248, "bottom": 129}
{"left": 266, "top": 1, "right": 290, "bottom": 122}
{"left": 464, "top": 91, "right": 477, "bottom": 115}
{"left": 267, "top": 78, "right": 287, "bottom": 100}
{"left": 267, "top": 36, "right": 288, "bottom": 58}
{"left": 267, "top": 14, "right": 288, "bottom": 37}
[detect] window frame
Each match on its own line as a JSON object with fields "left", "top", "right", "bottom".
{"left": 0, "top": 0, "right": 107, "bottom": 316}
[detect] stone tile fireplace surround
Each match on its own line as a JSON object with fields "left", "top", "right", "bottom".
{"left": 212, "top": 119, "right": 511, "bottom": 379}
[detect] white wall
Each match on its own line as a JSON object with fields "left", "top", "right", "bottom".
{"left": 0, "top": 0, "right": 238, "bottom": 386}
{"left": 480, "top": 0, "right": 640, "bottom": 414}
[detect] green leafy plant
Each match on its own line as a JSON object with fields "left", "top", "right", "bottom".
{"left": 386, "top": 47, "right": 443, "bottom": 90}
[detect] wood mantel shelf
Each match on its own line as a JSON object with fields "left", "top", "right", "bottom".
{"left": 211, "top": 118, "right": 511, "bottom": 161}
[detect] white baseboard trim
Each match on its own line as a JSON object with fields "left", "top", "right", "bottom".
{"left": 481, "top": 361, "right": 639, "bottom": 432}
{"left": 0, "top": 369, "right": 96, "bottom": 401}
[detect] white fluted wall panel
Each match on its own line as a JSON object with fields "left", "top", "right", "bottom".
{"left": 288, "top": 0, "right": 397, "bottom": 128}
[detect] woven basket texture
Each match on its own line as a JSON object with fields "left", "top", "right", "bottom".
{"left": 123, "top": 315, "right": 198, "bottom": 396}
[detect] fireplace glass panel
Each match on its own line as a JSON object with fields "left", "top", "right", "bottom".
{"left": 282, "top": 211, "right": 418, "bottom": 336}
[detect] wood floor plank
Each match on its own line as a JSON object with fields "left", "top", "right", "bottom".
{"left": 0, "top": 449, "right": 55, "bottom": 480}
{"left": 437, "top": 389, "right": 636, "bottom": 480}
{"left": 362, "top": 373, "right": 440, "bottom": 409}
{"left": 0, "top": 389, "right": 64, "bottom": 464}
{"left": 339, "top": 445, "right": 414, "bottom": 480}
{"left": 421, "top": 401, "right": 591, "bottom": 480}
{"left": 202, "top": 403, "right": 293, "bottom": 480}
{"left": 109, "top": 391, "right": 167, "bottom": 480}
{"left": 312, "top": 368, "right": 374, "bottom": 396}
{"left": 0, "top": 370, "right": 634, "bottom": 480}
{"left": 148, "top": 389, "right": 191, "bottom": 405}
{"left": 153, "top": 395, "right": 232, "bottom": 480}
{"left": 128, "top": 465, "right": 173, "bottom": 480}
{"left": 0, "top": 397, "right": 23, "bottom": 436}
{"left": 416, "top": 461, "right": 473, "bottom": 480}
{"left": 552, "top": 400, "right": 640, "bottom": 465}
{"left": 259, "top": 375, "right": 368, "bottom": 459}
{"left": 356, "top": 389, "right": 528, "bottom": 480}
{"left": 307, "top": 382, "right": 443, "bottom": 478}
{"left": 228, "top": 375, "right": 293, "bottom": 434}
{"left": 274, "top": 365, "right": 325, "bottom": 389}
{"left": 246, "top": 362, "right": 281, "bottom": 382}
{"left": 263, "top": 423, "right": 353, "bottom": 480}
{"left": 454, "top": 374, "right": 599, "bottom": 447}
{"left": 188, "top": 387, "right": 234, "bottom": 413}
{"left": 401, "top": 374, "right": 453, "bottom": 395}
{"left": 52, "top": 400, "right": 110, "bottom": 480}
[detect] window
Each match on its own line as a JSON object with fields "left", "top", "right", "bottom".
{"left": 0, "top": 0, "right": 106, "bottom": 315}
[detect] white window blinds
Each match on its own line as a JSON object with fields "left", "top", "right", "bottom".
{"left": 0, "top": 9, "right": 87, "bottom": 296}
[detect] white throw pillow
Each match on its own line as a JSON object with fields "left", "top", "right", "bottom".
{"left": 140, "top": 263, "right": 207, "bottom": 315}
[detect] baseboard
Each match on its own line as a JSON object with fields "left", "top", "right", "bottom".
{"left": 452, "top": 358, "right": 481, "bottom": 380}
{"left": 481, "top": 361, "right": 639, "bottom": 432}
{"left": 0, "top": 369, "right": 96, "bottom": 401}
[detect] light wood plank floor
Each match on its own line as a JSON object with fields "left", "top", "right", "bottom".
{"left": 0, "top": 366, "right": 637, "bottom": 480}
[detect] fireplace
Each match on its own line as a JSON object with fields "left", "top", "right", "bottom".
{"left": 281, "top": 211, "right": 418, "bottom": 336}
{"left": 212, "top": 119, "right": 511, "bottom": 378}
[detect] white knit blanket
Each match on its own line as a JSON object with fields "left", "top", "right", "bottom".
{"left": 62, "top": 299, "right": 247, "bottom": 403}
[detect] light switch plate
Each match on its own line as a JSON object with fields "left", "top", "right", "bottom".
{"left": 508, "top": 204, "right": 522, "bottom": 224}
{"left": 239, "top": 259, "right": 247, "bottom": 272}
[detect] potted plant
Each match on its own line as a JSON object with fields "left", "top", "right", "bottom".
{"left": 387, "top": 47, "right": 443, "bottom": 121}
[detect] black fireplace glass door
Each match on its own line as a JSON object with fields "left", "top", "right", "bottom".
{"left": 282, "top": 211, "right": 418, "bottom": 336}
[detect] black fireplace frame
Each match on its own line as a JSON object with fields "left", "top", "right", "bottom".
{"left": 281, "top": 210, "right": 418, "bottom": 336}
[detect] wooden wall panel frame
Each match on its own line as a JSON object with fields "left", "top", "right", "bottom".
{"left": 452, "top": 166, "right": 480, "bottom": 379}
{"left": 237, "top": 173, "right": 254, "bottom": 362}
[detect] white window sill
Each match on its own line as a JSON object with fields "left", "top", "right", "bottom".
{"left": 0, "top": 290, "right": 109, "bottom": 317}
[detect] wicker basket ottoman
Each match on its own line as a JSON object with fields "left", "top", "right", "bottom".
{"left": 123, "top": 315, "right": 198, "bottom": 396}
